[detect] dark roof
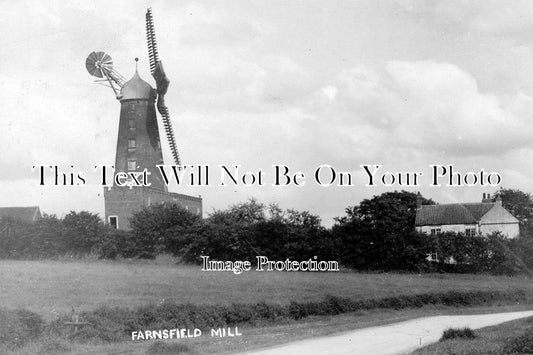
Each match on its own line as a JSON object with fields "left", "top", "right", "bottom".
{"left": 0, "top": 206, "right": 41, "bottom": 223}
{"left": 415, "top": 203, "right": 495, "bottom": 226}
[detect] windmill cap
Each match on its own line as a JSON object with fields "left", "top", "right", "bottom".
{"left": 120, "top": 70, "right": 153, "bottom": 101}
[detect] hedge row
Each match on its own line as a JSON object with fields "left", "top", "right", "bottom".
{"left": 0, "top": 289, "right": 527, "bottom": 349}
{"left": 43, "top": 289, "right": 527, "bottom": 344}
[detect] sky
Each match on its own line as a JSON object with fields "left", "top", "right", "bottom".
{"left": 2, "top": 0, "right": 533, "bottom": 226}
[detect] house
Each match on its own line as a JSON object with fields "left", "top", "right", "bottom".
{"left": 0, "top": 206, "right": 42, "bottom": 223}
{"left": 415, "top": 194, "right": 519, "bottom": 239}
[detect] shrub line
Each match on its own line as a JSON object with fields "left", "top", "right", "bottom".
{"left": 46, "top": 289, "right": 527, "bottom": 344}
{"left": 1, "top": 289, "right": 527, "bottom": 349}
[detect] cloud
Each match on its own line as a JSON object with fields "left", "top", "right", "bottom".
{"left": 387, "top": 60, "right": 531, "bottom": 155}
{"left": 310, "top": 60, "right": 533, "bottom": 159}
{"left": 166, "top": 49, "right": 315, "bottom": 112}
{"left": 396, "top": 0, "right": 533, "bottom": 39}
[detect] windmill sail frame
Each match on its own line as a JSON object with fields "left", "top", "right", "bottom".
{"left": 146, "top": 7, "right": 181, "bottom": 166}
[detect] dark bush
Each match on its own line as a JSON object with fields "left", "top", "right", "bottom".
{"left": 0, "top": 212, "right": 110, "bottom": 259}
{"left": 503, "top": 331, "right": 533, "bottom": 354}
{"left": 0, "top": 308, "right": 44, "bottom": 349}
{"left": 332, "top": 191, "right": 435, "bottom": 271}
{"left": 63, "top": 211, "right": 106, "bottom": 254}
{"left": 223, "top": 303, "right": 255, "bottom": 325}
{"left": 93, "top": 228, "right": 138, "bottom": 259}
{"left": 440, "top": 327, "right": 476, "bottom": 341}
{"left": 70, "top": 312, "right": 125, "bottom": 343}
{"left": 129, "top": 204, "right": 201, "bottom": 259}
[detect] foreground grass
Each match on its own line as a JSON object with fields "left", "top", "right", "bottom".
{"left": 1, "top": 257, "right": 533, "bottom": 354}
{"left": 413, "top": 314, "right": 533, "bottom": 355}
{"left": 1, "top": 258, "right": 533, "bottom": 319}
{"left": 6, "top": 304, "right": 532, "bottom": 355}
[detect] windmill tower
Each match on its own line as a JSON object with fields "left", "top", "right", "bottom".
{"left": 86, "top": 8, "right": 202, "bottom": 229}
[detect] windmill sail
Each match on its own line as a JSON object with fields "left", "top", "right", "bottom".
{"left": 146, "top": 8, "right": 181, "bottom": 166}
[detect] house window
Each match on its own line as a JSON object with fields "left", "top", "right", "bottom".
{"left": 128, "top": 138, "right": 136, "bottom": 150}
{"left": 127, "top": 160, "right": 136, "bottom": 171}
{"left": 109, "top": 216, "right": 118, "bottom": 229}
{"left": 465, "top": 228, "right": 476, "bottom": 237}
{"left": 430, "top": 228, "right": 441, "bottom": 236}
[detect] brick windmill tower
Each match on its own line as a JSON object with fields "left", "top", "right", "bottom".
{"left": 85, "top": 8, "right": 202, "bottom": 229}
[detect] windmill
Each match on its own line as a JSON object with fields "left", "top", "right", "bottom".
{"left": 85, "top": 8, "right": 201, "bottom": 230}
{"left": 85, "top": 8, "right": 180, "bottom": 166}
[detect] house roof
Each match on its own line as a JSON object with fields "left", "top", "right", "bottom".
{"left": 0, "top": 206, "right": 41, "bottom": 223}
{"left": 415, "top": 203, "right": 495, "bottom": 226}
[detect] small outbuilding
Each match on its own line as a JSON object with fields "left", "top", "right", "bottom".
{"left": 0, "top": 206, "right": 42, "bottom": 223}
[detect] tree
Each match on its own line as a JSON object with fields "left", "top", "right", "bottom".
{"left": 0, "top": 217, "right": 33, "bottom": 258}
{"left": 282, "top": 209, "right": 336, "bottom": 260}
{"left": 496, "top": 188, "right": 533, "bottom": 236}
{"left": 62, "top": 211, "right": 105, "bottom": 254}
{"left": 178, "top": 210, "right": 253, "bottom": 262}
{"left": 226, "top": 198, "right": 266, "bottom": 226}
{"left": 472, "top": 232, "right": 518, "bottom": 275}
{"left": 179, "top": 199, "right": 338, "bottom": 264}
{"left": 32, "top": 214, "right": 68, "bottom": 257}
{"left": 333, "top": 191, "right": 434, "bottom": 270}
{"left": 129, "top": 204, "right": 201, "bottom": 258}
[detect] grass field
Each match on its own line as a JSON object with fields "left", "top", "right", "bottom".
{"left": 1, "top": 257, "right": 533, "bottom": 319}
{"left": 2, "top": 257, "right": 533, "bottom": 354}
{"left": 413, "top": 314, "right": 533, "bottom": 354}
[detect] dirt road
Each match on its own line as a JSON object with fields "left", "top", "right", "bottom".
{"left": 238, "top": 310, "right": 533, "bottom": 355}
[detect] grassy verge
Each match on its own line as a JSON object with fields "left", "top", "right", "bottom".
{"left": 43, "top": 289, "right": 526, "bottom": 343}
{"left": 0, "top": 289, "right": 530, "bottom": 354}
{"left": 413, "top": 314, "right": 533, "bottom": 355}
{"left": 6, "top": 304, "right": 533, "bottom": 355}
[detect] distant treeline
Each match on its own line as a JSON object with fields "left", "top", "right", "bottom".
{"left": 1, "top": 190, "right": 533, "bottom": 274}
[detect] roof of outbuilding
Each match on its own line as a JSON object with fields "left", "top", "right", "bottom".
{"left": 0, "top": 206, "right": 41, "bottom": 223}
{"left": 415, "top": 203, "right": 495, "bottom": 226}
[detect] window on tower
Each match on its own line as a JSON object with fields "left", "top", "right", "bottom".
{"left": 128, "top": 138, "right": 136, "bottom": 151}
{"left": 128, "top": 119, "right": 136, "bottom": 130}
{"left": 127, "top": 160, "right": 136, "bottom": 171}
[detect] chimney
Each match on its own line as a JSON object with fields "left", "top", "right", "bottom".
{"left": 482, "top": 193, "right": 493, "bottom": 203}
{"left": 416, "top": 191, "right": 422, "bottom": 209}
